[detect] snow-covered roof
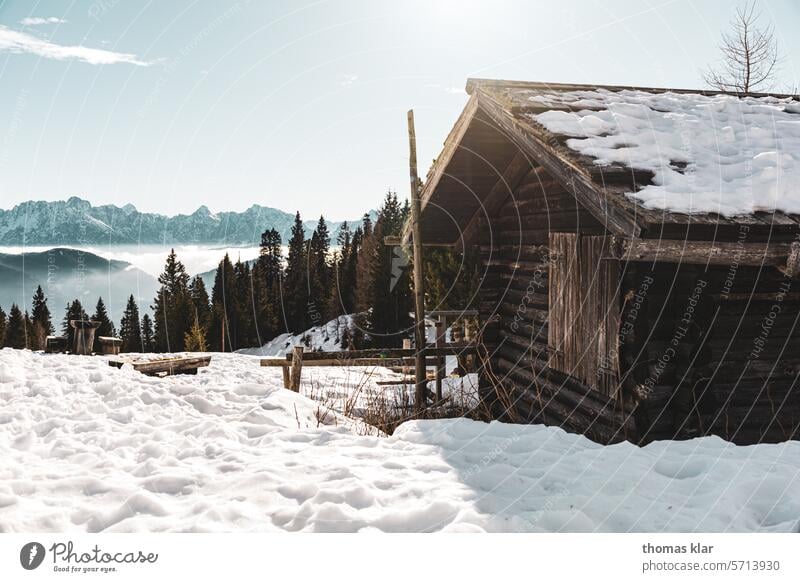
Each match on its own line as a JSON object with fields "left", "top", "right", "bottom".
{"left": 409, "top": 79, "right": 800, "bottom": 244}
{"left": 528, "top": 89, "right": 800, "bottom": 216}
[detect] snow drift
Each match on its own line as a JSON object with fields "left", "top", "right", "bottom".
{"left": 1, "top": 348, "right": 799, "bottom": 532}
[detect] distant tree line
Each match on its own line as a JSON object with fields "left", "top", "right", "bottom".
{"left": 1, "top": 191, "right": 477, "bottom": 354}
{"left": 148, "top": 191, "right": 414, "bottom": 352}
{"left": 0, "top": 287, "right": 123, "bottom": 352}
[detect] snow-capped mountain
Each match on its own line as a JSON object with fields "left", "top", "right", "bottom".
{"left": 0, "top": 197, "right": 372, "bottom": 245}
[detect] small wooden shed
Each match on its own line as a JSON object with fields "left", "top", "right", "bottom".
{"left": 410, "top": 79, "right": 800, "bottom": 445}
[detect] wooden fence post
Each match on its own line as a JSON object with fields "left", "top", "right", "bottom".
{"left": 290, "top": 346, "right": 304, "bottom": 392}
{"left": 282, "top": 365, "right": 291, "bottom": 389}
{"left": 435, "top": 317, "right": 446, "bottom": 401}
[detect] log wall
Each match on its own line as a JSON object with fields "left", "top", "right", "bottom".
{"left": 476, "top": 167, "right": 634, "bottom": 443}
{"left": 474, "top": 164, "right": 799, "bottom": 445}
{"left": 620, "top": 262, "right": 800, "bottom": 444}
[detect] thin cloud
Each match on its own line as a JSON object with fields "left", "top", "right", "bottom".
{"left": 20, "top": 17, "right": 67, "bottom": 26}
{"left": 0, "top": 25, "right": 150, "bottom": 66}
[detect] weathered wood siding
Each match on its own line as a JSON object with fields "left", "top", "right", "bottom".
{"left": 477, "top": 166, "right": 634, "bottom": 443}
{"left": 548, "top": 233, "right": 621, "bottom": 398}
{"left": 621, "top": 262, "right": 800, "bottom": 444}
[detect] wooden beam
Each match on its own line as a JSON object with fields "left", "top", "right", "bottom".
{"left": 108, "top": 355, "right": 211, "bottom": 376}
{"left": 459, "top": 152, "right": 533, "bottom": 249}
{"left": 408, "top": 110, "right": 428, "bottom": 413}
{"left": 611, "top": 237, "right": 799, "bottom": 268}
{"left": 261, "top": 356, "right": 442, "bottom": 367}
{"left": 383, "top": 235, "right": 454, "bottom": 248}
{"left": 287, "top": 345, "right": 477, "bottom": 361}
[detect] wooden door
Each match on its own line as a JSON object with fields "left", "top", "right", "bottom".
{"left": 548, "top": 233, "right": 621, "bottom": 397}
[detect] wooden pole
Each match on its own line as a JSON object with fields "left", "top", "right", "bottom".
{"left": 290, "top": 345, "right": 304, "bottom": 392}
{"left": 435, "top": 316, "right": 445, "bottom": 401}
{"left": 408, "top": 110, "right": 428, "bottom": 413}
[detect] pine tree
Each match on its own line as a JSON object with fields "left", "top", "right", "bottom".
{"left": 4, "top": 304, "right": 26, "bottom": 349}
{"left": 424, "top": 248, "right": 479, "bottom": 311}
{"left": 234, "top": 259, "right": 253, "bottom": 347}
{"left": 343, "top": 225, "right": 361, "bottom": 313}
{"left": 283, "top": 212, "right": 309, "bottom": 332}
{"left": 209, "top": 254, "right": 237, "bottom": 351}
{"left": 30, "top": 285, "right": 53, "bottom": 350}
{"left": 62, "top": 299, "right": 86, "bottom": 349}
{"left": 152, "top": 249, "right": 192, "bottom": 352}
{"left": 24, "top": 311, "right": 35, "bottom": 349}
{"left": 0, "top": 306, "right": 6, "bottom": 346}
{"left": 253, "top": 228, "right": 284, "bottom": 344}
{"left": 184, "top": 312, "right": 208, "bottom": 352}
{"left": 330, "top": 222, "right": 351, "bottom": 315}
{"left": 119, "top": 295, "right": 143, "bottom": 352}
{"left": 259, "top": 228, "right": 283, "bottom": 288}
{"left": 354, "top": 212, "right": 377, "bottom": 314}
{"left": 308, "top": 216, "right": 332, "bottom": 324}
{"left": 91, "top": 297, "right": 116, "bottom": 352}
{"left": 141, "top": 314, "right": 154, "bottom": 352}
{"left": 363, "top": 192, "right": 412, "bottom": 347}
{"left": 188, "top": 275, "right": 212, "bottom": 333}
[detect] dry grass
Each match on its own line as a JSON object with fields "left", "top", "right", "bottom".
{"left": 302, "top": 366, "right": 491, "bottom": 436}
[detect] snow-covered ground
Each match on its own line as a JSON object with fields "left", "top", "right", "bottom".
{"left": 238, "top": 315, "right": 356, "bottom": 357}
{"left": 1, "top": 347, "right": 800, "bottom": 533}
{"left": 238, "top": 314, "right": 479, "bottom": 417}
{"left": 530, "top": 89, "right": 800, "bottom": 215}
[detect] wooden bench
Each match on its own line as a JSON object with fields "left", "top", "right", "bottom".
{"left": 45, "top": 336, "right": 68, "bottom": 354}
{"left": 108, "top": 355, "right": 212, "bottom": 376}
{"left": 97, "top": 336, "right": 122, "bottom": 355}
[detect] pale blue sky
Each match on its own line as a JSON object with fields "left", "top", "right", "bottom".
{"left": 0, "top": 0, "right": 798, "bottom": 219}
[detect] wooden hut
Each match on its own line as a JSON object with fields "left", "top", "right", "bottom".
{"left": 408, "top": 78, "right": 800, "bottom": 445}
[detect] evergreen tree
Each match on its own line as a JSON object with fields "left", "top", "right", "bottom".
{"left": 424, "top": 248, "right": 480, "bottom": 311}
{"left": 259, "top": 228, "right": 283, "bottom": 288}
{"left": 331, "top": 222, "right": 352, "bottom": 314}
{"left": 188, "top": 275, "right": 212, "bottom": 332}
{"left": 24, "top": 311, "right": 35, "bottom": 349}
{"left": 62, "top": 299, "right": 86, "bottom": 349}
{"left": 152, "top": 249, "right": 192, "bottom": 352}
{"left": 254, "top": 228, "right": 284, "bottom": 342}
{"left": 141, "top": 314, "right": 154, "bottom": 352}
{"left": 0, "top": 306, "right": 6, "bottom": 346}
{"left": 30, "top": 285, "right": 53, "bottom": 350}
{"left": 363, "top": 192, "right": 413, "bottom": 347}
{"left": 92, "top": 297, "right": 116, "bottom": 351}
{"left": 343, "top": 225, "right": 362, "bottom": 313}
{"left": 234, "top": 258, "right": 254, "bottom": 347}
{"left": 208, "top": 254, "right": 237, "bottom": 351}
{"left": 355, "top": 223, "right": 377, "bottom": 314}
{"left": 184, "top": 312, "right": 208, "bottom": 352}
{"left": 283, "top": 212, "right": 309, "bottom": 332}
{"left": 308, "top": 216, "right": 332, "bottom": 324}
{"left": 119, "top": 295, "right": 143, "bottom": 352}
{"left": 4, "top": 304, "right": 26, "bottom": 349}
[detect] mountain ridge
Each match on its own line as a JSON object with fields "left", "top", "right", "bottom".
{"left": 0, "top": 197, "right": 375, "bottom": 246}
